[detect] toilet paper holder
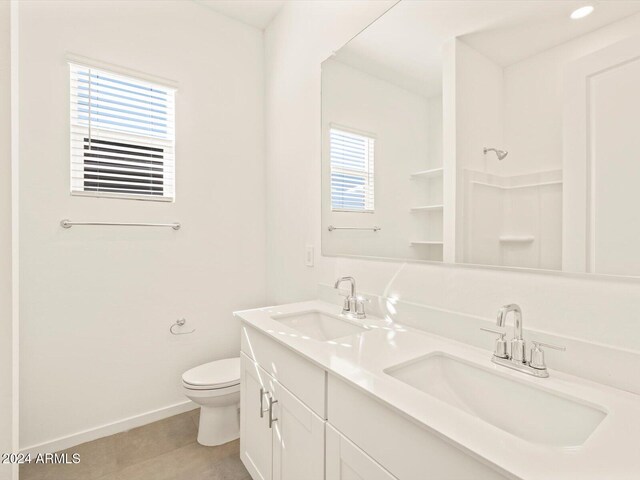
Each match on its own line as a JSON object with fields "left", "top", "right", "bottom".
{"left": 170, "top": 318, "right": 195, "bottom": 335}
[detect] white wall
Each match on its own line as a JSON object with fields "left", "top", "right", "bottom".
{"left": 19, "top": 0, "right": 266, "bottom": 450}
{"left": 265, "top": 1, "right": 640, "bottom": 393}
{"left": 265, "top": 0, "right": 396, "bottom": 303}
{"left": 453, "top": 40, "right": 504, "bottom": 177}
{"left": 426, "top": 95, "right": 442, "bottom": 171}
{"left": 321, "top": 58, "right": 436, "bottom": 260}
{"left": 0, "top": 2, "right": 15, "bottom": 477}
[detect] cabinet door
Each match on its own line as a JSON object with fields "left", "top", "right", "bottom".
{"left": 326, "top": 424, "right": 397, "bottom": 480}
{"left": 240, "top": 353, "right": 274, "bottom": 480}
{"left": 271, "top": 379, "right": 325, "bottom": 480}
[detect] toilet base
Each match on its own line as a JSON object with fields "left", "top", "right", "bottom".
{"left": 197, "top": 403, "right": 240, "bottom": 446}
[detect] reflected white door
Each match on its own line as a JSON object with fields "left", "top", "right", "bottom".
{"left": 564, "top": 36, "right": 640, "bottom": 275}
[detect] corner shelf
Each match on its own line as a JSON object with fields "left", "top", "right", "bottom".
{"left": 409, "top": 165, "right": 444, "bottom": 261}
{"left": 410, "top": 204, "right": 443, "bottom": 212}
{"left": 410, "top": 167, "right": 443, "bottom": 179}
{"left": 471, "top": 180, "right": 562, "bottom": 190}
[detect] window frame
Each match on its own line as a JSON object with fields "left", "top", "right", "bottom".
{"left": 68, "top": 58, "right": 177, "bottom": 202}
{"left": 329, "top": 125, "right": 376, "bottom": 214}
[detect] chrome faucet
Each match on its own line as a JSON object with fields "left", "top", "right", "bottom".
{"left": 497, "top": 304, "right": 526, "bottom": 363}
{"left": 334, "top": 276, "right": 366, "bottom": 319}
{"left": 481, "top": 304, "right": 565, "bottom": 378}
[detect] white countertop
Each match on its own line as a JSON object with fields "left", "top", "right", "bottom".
{"left": 235, "top": 300, "right": 640, "bottom": 480}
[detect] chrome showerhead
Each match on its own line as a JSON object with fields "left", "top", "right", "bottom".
{"left": 483, "top": 147, "right": 508, "bottom": 160}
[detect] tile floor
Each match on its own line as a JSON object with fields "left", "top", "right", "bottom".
{"left": 20, "top": 409, "right": 251, "bottom": 480}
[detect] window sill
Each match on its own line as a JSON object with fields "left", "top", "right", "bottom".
{"left": 71, "top": 191, "right": 174, "bottom": 203}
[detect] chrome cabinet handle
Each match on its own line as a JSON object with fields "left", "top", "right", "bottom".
{"left": 259, "top": 388, "right": 270, "bottom": 418}
{"left": 268, "top": 397, "right": 278, "bottom": 428}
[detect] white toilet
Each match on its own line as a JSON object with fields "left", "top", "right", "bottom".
{"left": 182, "top": 357, "right": 241, "bottom": 446}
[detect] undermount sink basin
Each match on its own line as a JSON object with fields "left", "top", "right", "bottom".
{"left": 385, "top": 353, "right": 607, "bottom": 447}
{"left": 271, "top": 310, "right": 367, "bottom": 341}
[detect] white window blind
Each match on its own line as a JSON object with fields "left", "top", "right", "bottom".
{"left": 330, "top": 127, "right": 375, "bottom": 212}
{"left": 70, "top": 63, "right": 176, "bottom": 201}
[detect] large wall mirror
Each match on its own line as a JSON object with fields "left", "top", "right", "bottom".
{"left": 321, "top": 0, "right": 640, "bottom": 277}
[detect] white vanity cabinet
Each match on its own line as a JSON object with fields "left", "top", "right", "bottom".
{"left": 237, "top": 301, "right": 640, "bottom": 479}
{"left": 240, "top": 347, "right": 324, "bottom": 480}
{"left": 327, "top": 374, "right": 508, "bottom": 480}
{"left": 240, "top": 321, "right": 508, "bottom": 480}
{"left": 326, "top": 424, "right": 397, "bottom": 480}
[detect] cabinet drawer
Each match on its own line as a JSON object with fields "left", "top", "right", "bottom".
{"left": 327, "top": 374, "right": 510, "bottom": 480}
{"left": 241, "top": 322, "right": 326, "bottom": 417}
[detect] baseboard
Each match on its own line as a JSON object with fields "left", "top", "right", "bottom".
{"left": 21, "top": 400, "right": 198, "bottom": 455}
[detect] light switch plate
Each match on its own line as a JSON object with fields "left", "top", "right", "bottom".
{"left": 305, "top": 245, "right": 314, "bottom": 267}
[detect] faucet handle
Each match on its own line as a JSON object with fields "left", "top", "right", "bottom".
{"left": 532, "top": 340, "right": 565, "bottom": 351}
{"left": 480, "top": 327, "right": 508, "bottom": 359}
{"left": 529, "top": 341, "right": 565, "bottom": 370}
{"left": 480, "top": 326, "right": 506, "bottom": 336}
{"left": 354, "top": 295, "right": 369, "bottom": 319}
{"left": 334, "top": 284, "right": 351, "bottom": 312}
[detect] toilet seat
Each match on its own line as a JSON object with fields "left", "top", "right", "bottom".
{"left": 182, "top": 357, "right": 240, "bottom": 391}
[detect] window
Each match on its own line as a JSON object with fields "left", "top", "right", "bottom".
{"left": 70, "top": 63, "right": 176, "bottom": 201}
{"left": 330, "top": 127, "right": 375, "bottom": 212}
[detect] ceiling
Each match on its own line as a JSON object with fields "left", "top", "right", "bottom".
{"left": 194, "top": 0, "right": 286, "bottom": 29}
{"left": 334, "top": 0, "right": 640, "bottom": 97}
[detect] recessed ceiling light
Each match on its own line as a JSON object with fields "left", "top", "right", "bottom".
{"left": 570, "top": 5, "right": 595, "bottom": 19}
